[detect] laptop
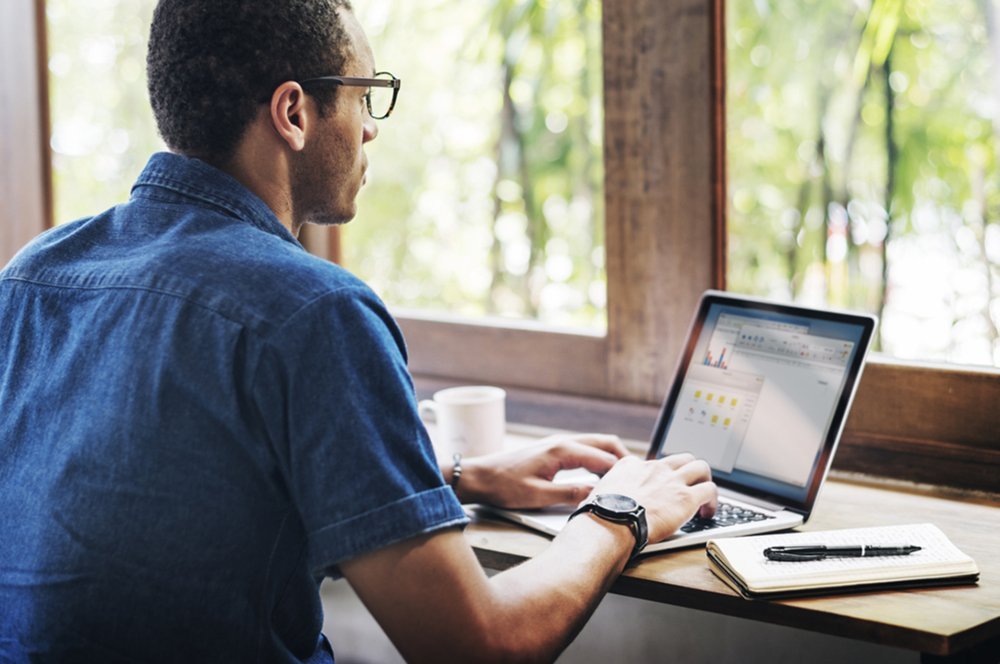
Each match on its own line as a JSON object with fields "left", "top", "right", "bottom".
{"left": 482, "top": 290, "right": 877, "bottom": 555}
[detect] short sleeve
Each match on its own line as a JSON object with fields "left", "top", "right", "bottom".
{"left": 251, "top": 285, "right": 467, "bottom": 574}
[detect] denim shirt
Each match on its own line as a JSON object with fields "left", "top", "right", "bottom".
{"left": 0, "top": 152, "right": 467, "bottom": 663}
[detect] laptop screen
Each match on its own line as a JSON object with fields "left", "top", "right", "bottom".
{"left": 648, "top": 291, "right": 876, "bottom": 512}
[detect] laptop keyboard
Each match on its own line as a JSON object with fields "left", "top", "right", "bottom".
{"left": 679, "top": 500, "right": 774, "bottom": 533}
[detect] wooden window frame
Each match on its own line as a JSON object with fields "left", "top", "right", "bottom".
{"left": 4, "top": 0, "right": 997, "bottom": 493}
{"left": 403, "top": 1, "right": 724, "bottom": 405}
{"left": 1, "top": 0, "right": 51, "bottom": 264}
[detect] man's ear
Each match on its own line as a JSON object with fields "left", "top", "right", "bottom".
{"left": 268, "top": 81, "right": 311, "bottom": 152}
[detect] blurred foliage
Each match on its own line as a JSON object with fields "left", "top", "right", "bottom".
{"left": 348, "top": 0, "right": 606, "bottom": 329}
{"left": 728, "top": 0, "right": 1000, "bottom": 366}
{"left": 46, "top": 0, "right": 163, "bottom": 225}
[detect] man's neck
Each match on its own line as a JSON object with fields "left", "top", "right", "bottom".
{"left": 207, "top": 118, "right": 298, "bottom": 237}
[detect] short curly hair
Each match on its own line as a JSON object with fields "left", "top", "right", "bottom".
{"left": 147, "top": 0, "right": 354, "bottom": 162}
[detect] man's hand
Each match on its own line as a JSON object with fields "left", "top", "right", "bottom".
{"left": 453, "top": 433, "right": 628, "bottom": 509}
{"left": 589, "top": 452, "right": 718, "bottom": 544}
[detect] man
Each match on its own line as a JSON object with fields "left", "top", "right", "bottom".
{"left": 0, "top": 1, "right": 717, "bottom": 661}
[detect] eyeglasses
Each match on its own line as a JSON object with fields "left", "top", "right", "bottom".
{"left": 299, "top": 71, "right": 400, "bottom": 120}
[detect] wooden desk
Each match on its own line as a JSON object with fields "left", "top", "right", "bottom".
{"left": 465, "top": 476, "right": 1000, "bottom": 662}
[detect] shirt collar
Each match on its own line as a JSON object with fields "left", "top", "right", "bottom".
{"left": 131, "top": 152, "right": 302, "bottom": 247}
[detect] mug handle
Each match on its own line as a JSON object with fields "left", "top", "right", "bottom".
{"left": 417, "top": 399, "right": 439, "bottom": 423}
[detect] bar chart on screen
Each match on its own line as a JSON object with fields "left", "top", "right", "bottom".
{"left": 703, "top": 347, "right": 729, "bottom": 369}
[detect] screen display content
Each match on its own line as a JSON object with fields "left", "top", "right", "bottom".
{"left": 655, "top": 300, "right": 872, "bottom": 506}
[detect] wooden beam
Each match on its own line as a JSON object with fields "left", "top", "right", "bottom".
{"left": 603, "top": 0, "right": 721, "bottom": 403}
{"left": 0, "top": 0, "right": 50, "bottom": 265}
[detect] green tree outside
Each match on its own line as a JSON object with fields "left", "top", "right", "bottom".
{"left": 728, "top": 0, "right": 1000, "bottom": 366}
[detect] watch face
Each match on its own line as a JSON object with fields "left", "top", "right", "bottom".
{"left": 594, "top": 493, "right": 638, "bottom": 513}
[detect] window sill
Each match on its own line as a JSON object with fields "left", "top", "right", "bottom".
{"left": 414, "top": 355, "right": 1000, "bottom": 495}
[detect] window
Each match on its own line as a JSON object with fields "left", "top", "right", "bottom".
{"left": 727, "top": 0, "right": 1000, "bottom": 368}
{"left": 349, "top": 0, "right": 606, "bottom": 330}
{"left": 45, "top": 0, "right": 161, "bottom": 224}
{"left": 395, "top": 1, "right": 722, "bottom": 415}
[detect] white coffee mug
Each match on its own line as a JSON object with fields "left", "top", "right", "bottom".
{"left": 418, "top": 385, "right": 507, "bottom": 458}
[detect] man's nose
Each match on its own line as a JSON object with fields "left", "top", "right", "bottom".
{"left": 363, "top": 115, "right": 378, "bottom": 143}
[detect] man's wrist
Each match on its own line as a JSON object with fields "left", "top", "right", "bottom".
{"left": 447, "top": 453, "right": 481, "bottom": 503}
{"left": 565, "top": 511, "right": 636, "bottom": 571}
{"left": 450, "top": 452, "right": 463, "bottom": 490}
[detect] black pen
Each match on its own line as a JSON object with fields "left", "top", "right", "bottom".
{"left": 763, "top": 544, "right": 922, "bottom": 562}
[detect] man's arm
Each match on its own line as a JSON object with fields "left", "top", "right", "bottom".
{"left": 341, "top": 453, "right": 716, "bottom": 663}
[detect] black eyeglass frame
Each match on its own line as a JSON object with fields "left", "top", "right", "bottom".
{"left": 299, "top": 71, "right": 400, "bottom": 119}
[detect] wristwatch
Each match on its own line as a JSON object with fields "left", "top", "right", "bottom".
{"left": 569, "top": 493, "right": 649, "bottom": 561}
